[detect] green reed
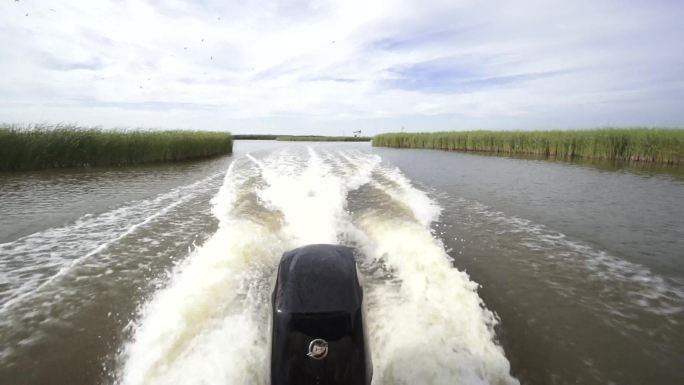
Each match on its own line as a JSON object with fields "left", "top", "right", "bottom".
{"left": 0, "top": 124, "right": 233, "bottom": 171}
{"left": 276, "top": 135, "right": 371, "bottom": 142}
{"left": 372, "top": 128, "right": 684, "bottom": 164}
{"left": 233, "top": 134, "right": 370, "bottom": 141}
{"left": 233, "top": 134, "right": 279, "bottom": 140}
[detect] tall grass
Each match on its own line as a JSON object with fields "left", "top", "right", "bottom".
{"left": 233, "top": 134, "right": 370, "bottom": 141}
{"left": 276, "top": 135, "right": 371, "bottom": 142}
{"left": 0, "top": 124, "right": 233, "bottom": 171}
{"left": 233, "top": 134, "right": 278, "bottom": 140}
{"left": 372, "top": 128, "right": 684, "bottom": 164}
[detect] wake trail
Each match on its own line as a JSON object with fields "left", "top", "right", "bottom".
{"left": 117, "top": 147, "right": 518, "bottom": 385}
{"left": 0, "top": 172, "right": 223, "bottom": 313}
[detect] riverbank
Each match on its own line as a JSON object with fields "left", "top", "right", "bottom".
{"left": 372, "top": 128, "right": 684, "bottom": 164}
{"left": 0, "top": 125, "right": 233, "bottom": 171}
{"left": 277, "top": 135, "right": 370, "bottom": 142}
{"left": 233, "top": 134, "right": 370, "bottom": 141}
{"left": 233, "top": 134, "right": 278, "bottom": 140}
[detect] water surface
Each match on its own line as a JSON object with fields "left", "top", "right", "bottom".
{"left": 0, "top": 141, "right": 682, "bottom": 385}
{"left": 372, "top": 147, "right": 684, "bottom": 385}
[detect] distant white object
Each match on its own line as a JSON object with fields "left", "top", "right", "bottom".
{"left": 352, "top": 130, "right": 362, "bottom": 137}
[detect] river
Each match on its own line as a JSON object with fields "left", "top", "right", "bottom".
{"left": 1, "top": 141, "right": 682, "bottom": 385}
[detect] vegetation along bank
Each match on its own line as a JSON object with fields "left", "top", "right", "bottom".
{"left": 276, "top": 135, "right": 371, "bottom": 142}
{"left": 372, "top": 128, "right": 683, "bottom": 164}
{"left": 0, "top": 124, "right": 233, "bottom": 171}
{"left": 233, "top": 134, "right": 371, "bottom": 142}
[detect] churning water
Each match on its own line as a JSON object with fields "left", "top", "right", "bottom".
{"left": 1, "top": 141, "right": 682, "bottom": 385}
{"left": 119, "top": 147, "right": 516, "bottom": 385}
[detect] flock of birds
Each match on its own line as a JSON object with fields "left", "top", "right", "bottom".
{"left": 13, "top": 0, "right": 222, "bottom": 91}
{"left": 13, "top": 1, "right": 340, "bottom": 92}
{"left": 14, "top": 0, "right": 53, "bottom": 16}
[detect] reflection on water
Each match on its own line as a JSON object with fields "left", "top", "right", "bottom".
{"left": 0, "top": 141, "right": 287, "bottom": 243}
{"left": 465, "top": 151, "right": 684, "bottom": 180}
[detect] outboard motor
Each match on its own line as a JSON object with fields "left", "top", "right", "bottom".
{"left": 271, "top": 244, "right": 372, "bottom": 385}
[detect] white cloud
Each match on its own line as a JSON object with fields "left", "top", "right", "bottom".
{"left": 0, "top": 0, "right": 682, "bottom": 134}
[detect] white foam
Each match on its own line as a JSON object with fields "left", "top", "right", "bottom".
{"left": 372, "top": 165, "right": 441, "bottom": 227}
{"left": 355, "top": 166, "right": 517, "bottom": 385}
{"left": 118, "top": 147, "right": 517, "bottom": 385}
{"left": 119, "top": 220, "right": 280, "bottom": 385}
{"left": 0, "top": 172, "right": 223, "bottom": 313}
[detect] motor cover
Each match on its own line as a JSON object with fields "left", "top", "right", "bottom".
{"left": 271, "top": 244, "right": 372, "bottom": 385}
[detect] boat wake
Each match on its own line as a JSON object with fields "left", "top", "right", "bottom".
{"left": 0, "top": 173, "right": 222, "bottom": 313}
{"left": 117, "top": 147, "right": 518, "bottom": 385}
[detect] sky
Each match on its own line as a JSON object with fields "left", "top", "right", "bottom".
{"left": 1, "top": 0, "right": 683, "bottom": 135}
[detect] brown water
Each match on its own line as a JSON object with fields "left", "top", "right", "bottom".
{"left": 373, "top": 147, "right": 684, "bottom": 385}
{"left": 0, "top": 141, "right": 682, "bottom": 385}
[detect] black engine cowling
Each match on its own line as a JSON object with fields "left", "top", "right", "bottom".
{"left": 271, "top": 244, "right": 372, "bottom": 385}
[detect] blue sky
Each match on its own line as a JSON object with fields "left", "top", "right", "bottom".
{"left": 1, "top": 0, "right": 683, "bottom": 134}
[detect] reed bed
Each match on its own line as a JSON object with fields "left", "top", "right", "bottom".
{"left": 233, "top": 134, "right": 278, "bottom": 140}
{"left": 233, "top": 134, "right": 369, "bottom": 141}
{"left": 372, "top": 128, "right": 684, "bottom": 164}
{"left": 276, "top": 135, "right": 371, "bottom": 142}
{"left": 0, "top": 124, "right": 233, "bottom": 171}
